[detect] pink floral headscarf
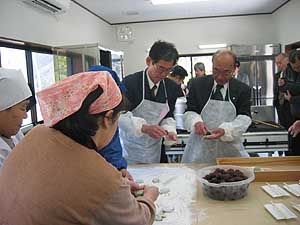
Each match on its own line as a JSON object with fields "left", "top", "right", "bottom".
{"left": 37, "top": 71, "right": 122, "bottom": 126}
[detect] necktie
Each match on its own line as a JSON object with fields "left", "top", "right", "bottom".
{"left": 151, "top": 84, "right": 157, "bottom": 98}
{"left": 212, "top": 84, "right": 224, "bottom": 101}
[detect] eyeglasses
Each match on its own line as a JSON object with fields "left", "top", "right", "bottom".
{"left": 213, "top": 67, "right": 233, "bottom": 76}
{"left": 153, "top": 63, "right": 174, "bottom": 74}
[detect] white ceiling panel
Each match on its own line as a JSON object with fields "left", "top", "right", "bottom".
{"left": 73, "top": 0, "right": 290, "bottom": 24}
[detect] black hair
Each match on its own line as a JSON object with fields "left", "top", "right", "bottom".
{"left": 26, "top": 83, "right": 36, "bottom": 112}
{"left": 289, "top": 50, "right": 300, "bottom": 64}
{"left": 149, "top": 40, "right": 179, "bottom": 65}
{"left": 235, "top": 60, "right": 241, "bottom": 68}
{"left": 170, "top": 65, "right": 188, "bottom": 79}
{"left": 53, "top": 86, "right": 128, "bottom": 150}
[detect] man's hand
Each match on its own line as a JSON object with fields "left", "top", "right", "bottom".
{"left": 284, "top": 90, "right": 292, "bottom": 101}
{"left": 165, "top": 131, "right": 177, "bottom": 141}
{"left": 278, "top": 78, "right": 285, "bottom": 87}
{"left": 203, "top": 128, "right": 225, "bottom": 140}
{"left": 194, "top": 121, "right": 209, "bottom": 135}
{"left": 289, "top": 120, "right": 300, "bottom": 138}
{"left": 141, "top": 124, "right": 167, "bottom": 139}
{"left": 164, "top": 131, "right": 178, "bottom": 146}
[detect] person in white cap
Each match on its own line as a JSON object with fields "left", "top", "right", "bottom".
{"left": 0, "top": 68, "right": 34, "bottom": 168}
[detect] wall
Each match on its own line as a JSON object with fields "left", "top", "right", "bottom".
{"left": 1, "top": 0, "right": 299, "bottom": 75}
{"left": 115, "top": 15, "right": 278, "bottom": 74}
{"left": 273, "top": 0, "right": 300, "bottom": 48}
{"left": 0, "top": 0, "right": 114, "bottom": 48}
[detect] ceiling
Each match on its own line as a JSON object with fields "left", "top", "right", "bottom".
{"left": 73, "top": 0, "right": 290, "bottom": 25}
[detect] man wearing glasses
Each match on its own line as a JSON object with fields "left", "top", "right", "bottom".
{"left": 119, "top": 40, "right": 182, "bottom": 163}
{"left": 182, "top": 50, "right": 252, "bottom": 163}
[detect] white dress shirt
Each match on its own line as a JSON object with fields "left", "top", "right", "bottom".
{"left": 212, "top": 81, "right": 229, "bottom": 100}
{"left": 146, "top": 72, "right": 160, "bottom": 96}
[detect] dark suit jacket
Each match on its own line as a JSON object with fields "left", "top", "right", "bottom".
{"left": 273, "top": 71, "right": 293, "bottom": 129}
{"left": 186, "top": 75, "right": 251, "bottom": 117}
{"left": 279, "top": 64, "right": 300, "bottom": 119}
{"left": 122, "top": 70, "right": 182, "bottom": 118}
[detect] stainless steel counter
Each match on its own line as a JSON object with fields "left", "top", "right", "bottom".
{"left": 165, "top": 131, "right": 289, "bottom": 162}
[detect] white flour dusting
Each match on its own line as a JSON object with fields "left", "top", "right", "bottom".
{"left": 129, "top": 166, "right": 198, "bottom": 225}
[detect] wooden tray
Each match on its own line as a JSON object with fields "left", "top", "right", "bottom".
{"left": 216, "top": 156, "right": 300, "bottom": 182}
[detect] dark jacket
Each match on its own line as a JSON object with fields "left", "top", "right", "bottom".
{"left": 186, "top": 75, "right": 251, "bottom": 117}
{"left": 280, "top": 64, "right": 300, "bottom": 118}
{"left": 273, "top": 71, "right": 293, "bottom": 129}
{"left": 122, "top": 70, "right": 182, "bottom": 118}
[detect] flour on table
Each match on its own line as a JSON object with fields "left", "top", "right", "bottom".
{"left": 159, "top": 187, "right": 170, "bottom": 194}
{"left": 152, "top": 177, "right": 160, "bottom": 183}
{"left": 129, "top": 166, "right": 197, "bottom": 225}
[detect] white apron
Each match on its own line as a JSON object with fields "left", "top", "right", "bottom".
{"left": 0, "top": 130, "right": 23, "bottom": 167}
{"left": 182, "top": 86, "right": 248, "bottom": 163}
{"left": 121, "top": 71, "right": 170, "bottom": 163}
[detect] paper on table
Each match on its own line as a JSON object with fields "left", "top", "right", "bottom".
{"left": 262, "top": 184, "right": 290, "bottom": 198}
{"left": 283, "top": 184, "right": 300, "bottom": 197}
{"left": 291, "top": 203, "right": 300, "bottom": 213}
{"left": 264, "top": 203, "right": 297, "bottom": 220}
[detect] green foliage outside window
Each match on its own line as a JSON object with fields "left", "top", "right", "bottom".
{"left": 54, "top": 55, "right": 68, "bottom": 81}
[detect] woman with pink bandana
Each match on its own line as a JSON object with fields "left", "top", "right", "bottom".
{"left": 0, "top": 71, "right": 158, "bottom": 225}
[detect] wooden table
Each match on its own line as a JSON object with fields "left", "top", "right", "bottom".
{"left": 128, "top": 163, "right": 300, "bottom": 225}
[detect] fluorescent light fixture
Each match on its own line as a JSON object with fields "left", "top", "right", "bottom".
{"left": 151, "top": 0, "right": 208, "bottom": 5}
{"left": 198, "top": 44, "right": 227, "bottom": 49}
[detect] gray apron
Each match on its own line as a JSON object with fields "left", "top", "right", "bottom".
{"left": 122, "top": 70, "right": 170, "bottom": 163}
{"left": 182, "top": 85, "right": 248, "bottom": 163}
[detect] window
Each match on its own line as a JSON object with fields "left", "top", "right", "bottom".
{"left": 32, "top": 52, "right": 56, "bottom": 122}
{"left": 111, "top": 51, "right": 124, "bottom": 80}
{"left": 0, "top": 39, "right": 67, "bottom": 126}
{"left": 178, "top": 54, "right": 213, "bottom": 85}
{"left": 192, "top": 55, "right": 213, "bottom": 76}
{"left": 1, "top": 39, "right": 125, "bottom": 128}
{"left": 0, "top": 47, "right": 32, "bottom": 126}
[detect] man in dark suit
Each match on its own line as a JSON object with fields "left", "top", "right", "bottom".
{"left": 273, "top": 53, "right": 292, "bottom": 130}
{"left": 119, "top": 40, "right": 182, "bottom": 163}
{"left": 182, "top": 50, "right": 252, "bottom": 163}
{"left": 278, "top": 49, "right": 300, "bottom": 156}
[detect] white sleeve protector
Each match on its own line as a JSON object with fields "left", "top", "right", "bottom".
{"left": 118, "top": 112, "right": 147, "bottom": 137}
{"left": 183, "top": 111, "right": 203, "bottom": 133}
{"left": 219, "top": 115, "right": 252, "bottom": 142}
{"left": 160, "top": 117, "right": 177, "bottom": 134}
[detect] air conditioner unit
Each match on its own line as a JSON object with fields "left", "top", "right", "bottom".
{"left": 23, "top": 0, "right": 70, "bottom": 15}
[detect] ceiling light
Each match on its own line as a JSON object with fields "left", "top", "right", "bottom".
{"left": 198, "top": 44, "right": 227, "bottom": 49}
{"left": 151, "top": 0, "right": 208, "bottom": 5}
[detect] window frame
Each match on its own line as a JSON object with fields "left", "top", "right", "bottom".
{"left": 0, "top": 37, "right": 54, "bottom": 126}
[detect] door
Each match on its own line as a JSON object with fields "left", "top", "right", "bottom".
{"left": 256, "top": 59, "right": 274, "bottom": 106}
{"left": 239, "top": 56, "right": 275, "bottom": 106}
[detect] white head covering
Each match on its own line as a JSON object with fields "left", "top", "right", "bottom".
{"left": 0, "top": 68, "right": 32, "bottom": 111}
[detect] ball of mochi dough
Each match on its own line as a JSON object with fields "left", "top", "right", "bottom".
{"left": 133, "top": 190, "right": 144, "bottom": 197}
{"left": 162, "top": 205, "right": 174, "bottom": 213}
{"left": 159, "top": 187, "right": 170, "bottom": 194}
{"left": 152, "top": 177, "right": 160, "bottom": 183}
